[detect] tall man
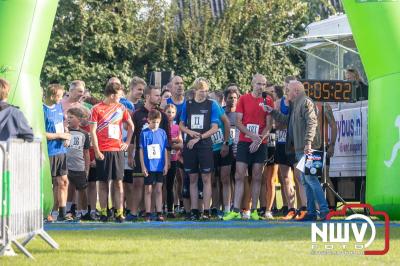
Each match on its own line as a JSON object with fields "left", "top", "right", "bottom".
{"left": 127, "top": 85, "right": 170, "bottom": 221}
{"left": 128, "top": 76, "right": 146, "bottom": 110}
{"left": 179, "top": 78, "right": 220, "bottom": 220}
{"left": 167, "top": 76, "right": 185, "bottom": 124}
{"left": 223, "top": 74, "right": 274, "bottom": 221}
{"left": 268, "top": 81, "right": 329, "bottom": 221}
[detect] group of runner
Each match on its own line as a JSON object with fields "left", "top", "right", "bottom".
{"left": 44, "top": 73, "right": 336, "bottom": 222}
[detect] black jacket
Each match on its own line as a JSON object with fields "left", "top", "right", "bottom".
{"left": 0, "top": 101, "right": 34, "bottom": 142}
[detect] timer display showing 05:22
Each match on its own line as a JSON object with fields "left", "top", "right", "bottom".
{"left": 301, "top": 80, "right": 355, "bottom": 102}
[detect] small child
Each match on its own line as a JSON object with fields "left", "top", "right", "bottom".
{"left": 164, "top": 104, "right": 183, "bottom": 218}
{"left": 66, "top": 107, "right": 91, "bottom": 220}
{"left": 139, "top": 109, "right": 169, "bottom": 222}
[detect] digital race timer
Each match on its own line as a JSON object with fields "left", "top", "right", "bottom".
{"left": 301, "top": 80, "right": 357, "bottom": 102}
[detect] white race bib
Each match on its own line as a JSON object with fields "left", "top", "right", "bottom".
{"left": 70, "top": 135, "right": 83, "bottom": 150}
{"left": 276, "top": 129, "right": 287, "bottom": 143}
{"left": 191, "top": 114, "right": 204, "bottom": 129}
{"left": 230, "top": 128, "right": 236, "bottom": 140}
{"left": 55, "top": 122, "right": 64, "bottom": 134}
{"left": 245, "top": 124, "right": 259, "bottom": 138}
{"left": 148, "top": 144, "right": 161, "bottom": 159}
{"left": 108, "top": 124, "right": 120, "bottom": 139}
{"left": 211, "top": 128, "right": 224, "bottom": 145}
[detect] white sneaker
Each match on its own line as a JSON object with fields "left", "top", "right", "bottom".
{"left": 242, "top": 210, "right": 251, "bottom": 220}
{"left": 264, "top": 211, "right": 274, "bottom": 220}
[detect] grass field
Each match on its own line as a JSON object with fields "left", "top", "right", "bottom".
{"left": 1, "top": 221, "right": 399, "bottom": 266}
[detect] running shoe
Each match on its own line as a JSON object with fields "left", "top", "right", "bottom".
{"left": 166, "top": 212, "right": 176, "bottom": 219}
{"left": 263, "top": 211, "right": 274, "bottom": 220}
{"left": 242, "top": 210, "right": 251, "bottom": 220}
{"left": 156, "top": 214, "right": 165, "bottom": 222}
{"left": 80, "top": 212, "right": 95, "bottom": 221}
{"left": 223, "top": 211, "right": 241, "bottom": 221}
{"left": 294, "top": 210, "right": 307, "bottom": 221}
{"left": 99, "top": 215, "right": 108, "bottom": 222}
{"left": 296, "top": 214, "right": 317, "bottom": 221}
{"left": 125, "top": 213, "right": 139, "bottom": 222}
{"left": 279, "top": 206, "right": 289, "bottom": 216}
{"left": 250, "top": 210, "right": 260, "bottom": 221}
{"left": 282, "top": 209, "right": 297, "bottom": 220}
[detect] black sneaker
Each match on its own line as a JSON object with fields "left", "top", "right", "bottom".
{"left": 271, "top": 206, "right": 280, "bottom": 215}
{"left": 210, "top": 208, "right": 218, "bottom": 218}
{"left": 115, "top": 215, "right": 125, "bottom": 223}
{"left": 125, "top": 213, "right": 138, "bottom": 222}
{"left": 166, "top": 212, "right": 176, "bottom": 219}
{"left": 57, "top": 214, "right": 74, "bottom": 222}
{"left": 200, "top": 213, "right": 210, "bottom": 221}
{"left": 184, "top": 212, "right": 191, "bottom": 221}
{"left": 296, "top": 214, "right": 317, "bottom": 221}
{"left": 100, "top": 215, "right": 108, "bottom": 222}
{"left": 80, "top": 212, "right": 94, "bottom": 221}
{"left": 190, "top": 211, "right": 199, "bottom": 221}
{"left": 280, "top": 206, "right": 289, "bottom": 216}
{"left": 156, "top": 214, "right": 165, "bottom": 222}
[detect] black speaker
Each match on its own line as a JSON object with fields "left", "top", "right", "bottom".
{"left": 147, "top": 71, "right": 174, "bottom": 88}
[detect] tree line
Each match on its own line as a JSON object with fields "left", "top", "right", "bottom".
{"left": 41, "top": 0, "right": 340, "bottom": 94}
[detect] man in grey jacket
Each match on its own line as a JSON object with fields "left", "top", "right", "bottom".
{"left": 266, "top": 80, "right": 329, "bottom": 221}
{"left": 0, "top": 78, "right": 34, "bottom": 142}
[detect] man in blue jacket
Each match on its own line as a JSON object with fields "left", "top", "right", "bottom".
{"left": 0, "top": 78, "right": 34, "bottom": 142}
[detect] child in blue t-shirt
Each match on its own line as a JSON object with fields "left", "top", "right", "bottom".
{"left": 43, "top": 84, "right": 72, "bottom": 222}
{"left": 139, "top": 109, "right": 169, "bottom": 222}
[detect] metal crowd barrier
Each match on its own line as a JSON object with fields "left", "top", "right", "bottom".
{"left": 0, "top": 139, "right": 58, "bottom": 259}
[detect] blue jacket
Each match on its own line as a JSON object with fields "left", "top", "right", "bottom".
{"left": 0, "top": 101, "right": 34, "bottom": 142}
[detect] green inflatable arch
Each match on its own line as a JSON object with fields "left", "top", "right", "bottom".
{"left": 0, "top": 0, "right": 59, "bottom": 215}
{"left": 343, "top": 0, "right": 400, "bottom": 220}
{"left": 1, "top": 0, "right": 400, "bottom": 219}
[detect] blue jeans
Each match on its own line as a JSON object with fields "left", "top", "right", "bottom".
{"left": 296, "top": 153, "right": 329, "bottom": 217}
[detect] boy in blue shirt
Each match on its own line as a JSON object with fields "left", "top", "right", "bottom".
{"left": 43, "top": 84, "right": 72, "bottom": 221}
{"left": 139, "top": 109, "right": 169, "bottom": 222}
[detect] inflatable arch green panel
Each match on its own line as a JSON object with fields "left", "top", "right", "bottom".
{"left": 343, "top": 0, "right": 400, "bottom": 220}
{"left": 0, "top": 0, "right": 59, "bottom": 215}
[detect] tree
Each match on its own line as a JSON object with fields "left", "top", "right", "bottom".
{"left": 42, "top": 0, "right": 336, "bottom": 94}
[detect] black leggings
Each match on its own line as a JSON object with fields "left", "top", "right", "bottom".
{"left": 166, "top": 161, "right": 177, "bottom": 212}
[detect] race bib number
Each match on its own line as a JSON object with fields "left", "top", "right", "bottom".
{"left": 267, "top": 133, "right": 276, "bottom": 147}
{"left": 148, "top": 144, "right": 161, "bottom": 159}
{"left": 191, "top": 114, "right": 204, "bottom": 129}
{"left": 108, "top": 124, "right": 120, "bottom": 139}
{"left": 55, "top": 122, "right": 64, "bottom": 134}
{"left": 230, "top": 128, "right": 236, "bottom": 140}
{"left": 276, "top": 129, "right": 287, "bottom": 143}
{"left": 70, "top": 135, "right": 83, "bottom": 150}
{"left": 211, "top": 129, "right": 224, "bottom": 145}
{"left": 245, "top": 124, "right": 259, "bottom": 138}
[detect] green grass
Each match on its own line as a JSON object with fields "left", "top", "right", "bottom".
{"left": 1, "top": 226, "right": 400, "bottom": 265}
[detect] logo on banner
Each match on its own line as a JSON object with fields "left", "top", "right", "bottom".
{"left": 311, "top": 204, "right": 389, "bottom": 256}
{"left": 384, "top": 115, "right": 400, "bottom": 168}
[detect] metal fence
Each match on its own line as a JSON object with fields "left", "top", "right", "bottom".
{"left": 0, "top": 139, "right": 58, "bottom": 259}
